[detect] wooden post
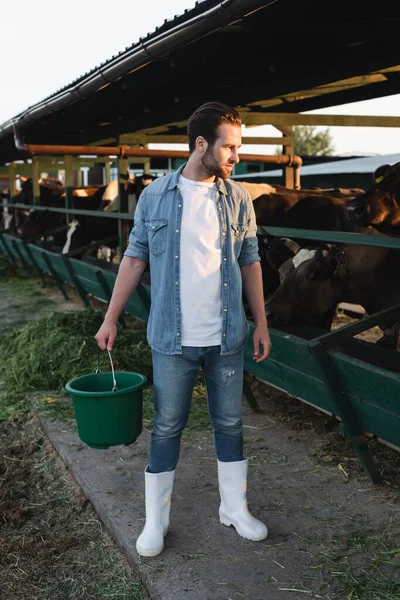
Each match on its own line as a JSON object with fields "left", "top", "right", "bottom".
{"left": 279, "top": 126, "right": 296, "bottom": 189}
{"left": 104, "top": 161, "right": 111, "bottom": 184}
{"left": 143, "top": 157, "right": 151, "bottom": 175}
{"left": 76, "top": 168, "right": 83, "bottom": 187}
{"left": 9, "top": 163, "right": 16, "bottom": 203}
{"left": 64, "top": 155, "right": 73, "bottom": 224}
{"left": 32, "top": 157, "right": 40, "bottom": 205}
{"left": 118, "top": 155, "right": 130, "bottom": 261}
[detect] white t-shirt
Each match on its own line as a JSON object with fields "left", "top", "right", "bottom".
{"left": 179, "top": 175, "right": 222, "bottom": 346}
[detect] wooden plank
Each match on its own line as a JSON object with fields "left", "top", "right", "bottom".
{"left": 239, "top": 112, "right": 400, "bottom": 128}
{"left": 119, "top": 133, "right": 293, "bottom": 146}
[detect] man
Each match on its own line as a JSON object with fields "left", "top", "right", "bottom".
{"left": 95, "top": 102, "right": 271, "bottom": 557}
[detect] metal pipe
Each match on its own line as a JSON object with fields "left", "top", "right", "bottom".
{"left": 19, "top": 143, "right": 302, "bottom": 166}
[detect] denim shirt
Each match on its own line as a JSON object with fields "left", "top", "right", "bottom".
{"left": 124, "top": 163, "right": 260, "bottom": 355}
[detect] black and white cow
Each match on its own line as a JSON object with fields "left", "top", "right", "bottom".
{"left": 61, "top": 174, "right": 157, "bottom": 260}
{"left": 264, "top": 228, "right": 400, "bottom": 349}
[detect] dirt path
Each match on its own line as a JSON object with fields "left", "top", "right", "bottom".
{"left": 0, "top": 268, "right": 146, "bottom": 600}
{"left": 1, "top": 261, "right": 400, "bottom": 599}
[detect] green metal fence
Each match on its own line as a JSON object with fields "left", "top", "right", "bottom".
{"left": 2, "top": 190, "right": 400, "bottom": 483}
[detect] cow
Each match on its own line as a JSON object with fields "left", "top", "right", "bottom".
{"left": 264, "top": 228, "right": 400, "bottom": 349}
{"left": 1, "top": 189, "right": 13, "bottom": 230}
{"left": 240, "top": 180, "right": 364, "bottom": 202}
{"left": 347, "top": 162, "right": 400, "bottom": 232}
{"left": 60, "top": 173, "right": 157, "bottom": 260}
{"left": 237, "top": 180, "right": 364, "bottom": 229}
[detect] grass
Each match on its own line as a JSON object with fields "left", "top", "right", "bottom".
{"left": 3, "top": 253, "right": 400, "bottom": 599}
{"left": 0, "top": 307, "right": 152, "bottom": 421}
{"left": 309, "top": 528, "right": 400, "bottom": 600}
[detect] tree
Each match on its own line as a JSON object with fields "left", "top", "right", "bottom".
{"left": 293, "top": 126, "right": 335, "bottom": 156}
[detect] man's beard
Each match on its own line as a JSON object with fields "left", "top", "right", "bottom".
{"left": 201, "top": 148, "right": 233, "bottom": 180}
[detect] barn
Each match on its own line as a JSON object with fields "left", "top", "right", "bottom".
{"left": 0, "top": 0, "right": 400, "bottom": 481}
{"left": 2, "top": 0, "right": 400, "bottom": 595}
{"left": 233, "top": 152, "right": 400, "bottom": 189}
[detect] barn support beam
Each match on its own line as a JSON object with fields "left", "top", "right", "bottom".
{"left": 239, "top": 112, "right": 400, "bottom": 128}
{"left": 32, "top": 157, "right": 40, "bottom": 205}
{"left": 118, "top": 133, "right": 293, "bottom": 146}
{"left": 117, "top": 155, "right": 130, "bottom": 261}
{"left": 104, "top": 161, "right": 111, "bottom": 184}
{"left": 9, "top": 163, "right": 15, "bottom": 203}
{"left": 64, "top": 155, "right": 73, "bottom": 224}
{"left": 275, "top": 125, "right": 297, "bottom": 189}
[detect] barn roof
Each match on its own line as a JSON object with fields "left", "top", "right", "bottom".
{"left": 1, "top": 0, "right": 400, "bottom": 163}
{"left": 233, "top": 153, "right": 400, "bottom": 179}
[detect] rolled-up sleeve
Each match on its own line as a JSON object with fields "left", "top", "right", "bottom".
{"left": 124, "top": 192, "right": 149, "bottom": 262}
{"left": 238, "top": 195, "right": 260, "bottom": 266}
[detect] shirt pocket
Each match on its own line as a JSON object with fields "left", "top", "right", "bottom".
{"left": 231, "top": 223, "right": 248, "bottom": 238}
{"left": 230, "top": 222, "right": 248, "bottom": 259}
{"left": 145, "top": 219, "right": 168, "bottom": 256}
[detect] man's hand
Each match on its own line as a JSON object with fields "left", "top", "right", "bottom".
{"left": 95, "top": 321, "right": 117, "bottom": 351}
{"left": 252, "top": 323, "right": 271, "bottom": 362}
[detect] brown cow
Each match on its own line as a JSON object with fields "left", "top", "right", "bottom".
{"left": 264, "top": 228, "right": 400, "bottom": 348}
{"left": 239, "top": 181, "right": 364, "bottom": 227}
{"left": 347, "top": 162, "right": 400, "bottom": 231}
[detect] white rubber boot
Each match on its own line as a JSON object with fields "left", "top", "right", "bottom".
{"left": 218, "top": 459, "right": 268, "bottom": 541}
{"left": 136, "top": 467, "right": 175, "bottom": 557}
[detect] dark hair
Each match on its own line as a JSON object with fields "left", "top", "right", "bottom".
{"left": 187, "top": 102, "right": 241, "bottom": 153}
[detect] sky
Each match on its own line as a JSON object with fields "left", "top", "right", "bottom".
{"left": 1, "top": 0, "right": 399, "bottom": 158}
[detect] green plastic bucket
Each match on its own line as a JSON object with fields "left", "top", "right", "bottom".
{"left": 65, "top": 350, "right": 147, "bottom": 449}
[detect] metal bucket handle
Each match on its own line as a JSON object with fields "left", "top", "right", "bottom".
{"left": 96, "top": 349, "right": 118, "bottom": 392}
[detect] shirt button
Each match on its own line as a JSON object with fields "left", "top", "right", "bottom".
{"left": 224, "top": 258, "right": 227, "bottom": 262}
{"left": 176, "top": 229, "right": 179, "bottom": 233}
{"left": 175, "top": 255, "right": 178, "bottom": 259}
{"left": 152, "top": 226, "right": 155, "bottom": 229}
{"left": 222, "top": 232, "right": 226, "bottom": 236}
{"left": 177, "top": 332, "right": 180, "bottom": 336}
{"left": 176, "top": 307, "right": 180, "bottom": 311}
{"left": 223, "top": 333, "right": 226, "bottom": 337}
{"left": 175, "top": 281, "right": 179, "bottom": 285}
{"left": 224, "top": 283, "right": 227, "bottom": 287}
{"left": 224, "top": 308, "right": 227, "bottom": 312}
{"left": 178, "top": 204, "right": 182, "bottom": 208}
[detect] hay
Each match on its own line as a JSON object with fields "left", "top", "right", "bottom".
{"left": 0, "top": 308, "right": 152, "bottom": 419}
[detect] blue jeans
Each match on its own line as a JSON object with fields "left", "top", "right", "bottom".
{"left": 149, "top": 346, "right": 244, "bottom": 473}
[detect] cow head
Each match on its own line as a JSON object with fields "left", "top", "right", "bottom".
{"left": 347, "top": 162, "right": 400, "bottom": 229}
{"left": 265, "top": 241, "right": 349, "bottom": 327}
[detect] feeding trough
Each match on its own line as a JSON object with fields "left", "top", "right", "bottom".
{"left": 65, "top": 350, "right": 147, "bottom": 449}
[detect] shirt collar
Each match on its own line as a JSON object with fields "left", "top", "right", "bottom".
{"left": 168, "top": 162, "right": 228, "bottom": 195}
